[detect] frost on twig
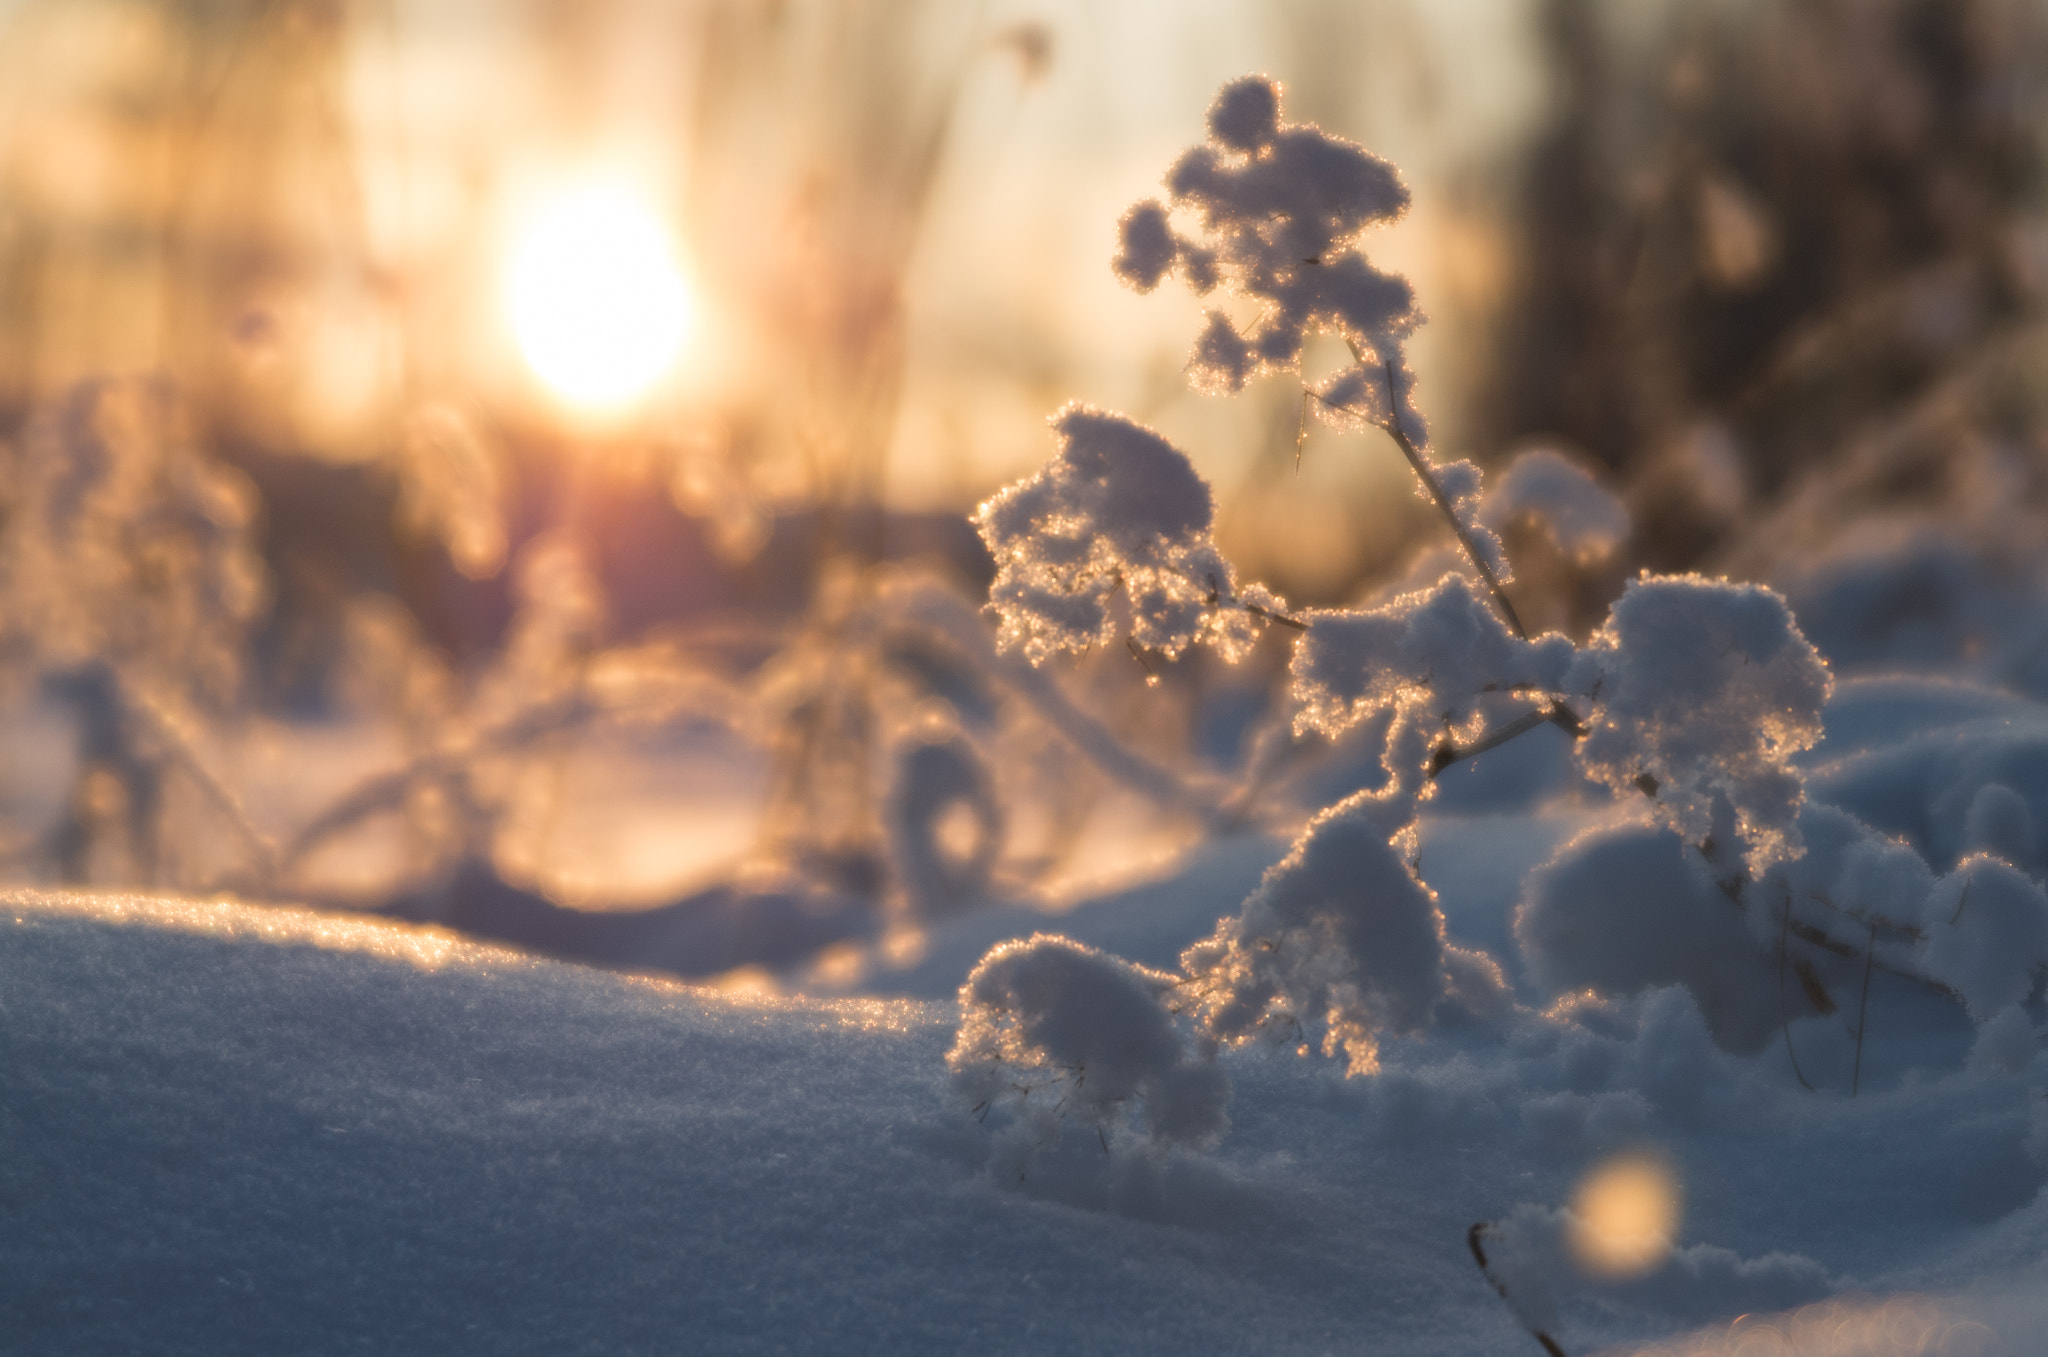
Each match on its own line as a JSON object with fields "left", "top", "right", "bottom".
{"left": 975, "top": 404, "right": 1288, "bottom": 664}
{"left": 396, "top": 405, "right": 508, "bottom": 582}
{"left": 3, "top": 378, "right": 268, "bottom": 704}
{"left": 0, "top": 379, "right": 273, "bottom": 884}
{"left": 1570, "top": 575, "right": 1832, "bottom": 876}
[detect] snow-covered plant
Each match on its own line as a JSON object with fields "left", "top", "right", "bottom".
{"left": 951, "top": 75, "right": 1879, "bottom": 1163}
{"left": 950, "top": 935, "right": 1231, "bottom": 1162}
{"left": 1570, "top": 574, "right": 1832, "bottom": 877}
{"left": 977, "top": 404, "right": 1291, "bottom": 665}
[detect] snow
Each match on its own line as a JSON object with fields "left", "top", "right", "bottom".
{"left": 1181, "top": 788, "right": 1465, "bottom": 1076}
{"left": 1290, "top": 571, "right": 1574, "bottom": 742}
{"left": 7, "top": 870, "right": 2045, "bottom": 1355}
{"left": 951, "top": 933, "right": 1232, "bottom": 1151}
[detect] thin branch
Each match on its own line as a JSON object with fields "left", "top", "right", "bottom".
{"left": 1204, "top": 573, "right": 1307, "bottom": 630}
{"left": 123, "top": 683, "right": 279, "bottom": 888}
{"left": 1295, "top": 387, "right": 1313, "bottom": 472}
{"left": 1469, "top": 1222, "right": 1572, "bottom": 1357}
{"left": 890, "top": 584, "right": 1233, "bottom": 827}
{"left": 1327, "top": 342, "right": 1528, "bottom": 640}
{"left": 1426, "top": 705, "right": 1574, "bottom": 779}
{"left": 1852, "top": 916, "right": 1878, "bottom": 1098}
{"left": 1247, "top": 601, "right": 1308, "bottom": 631}
{"left": 1777, "top": 885, "right": 1815, "bottom": 1091}
{"left": 1380, "top": 405, "right": 1527, "bottom": 639}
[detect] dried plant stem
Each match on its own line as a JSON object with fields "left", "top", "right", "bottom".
{"left": 1852, "top": 916, "right": 1878, "bottom": 1098}
{"left": 1312, "top": 351, "right": 1590, "bottom": 780}
{"left": 1777, "top": 887, "right": 1816, "bottom": 1091}
{"left": 1351, "top": 346, "right": 1530, "bottom": 642}
{"left": 279, "top": 653, "right": 752, "bottom": 879}
{"left": 892, "top": 585, "right": 1232, "bottom": 828}
{"left": 1203, "top": 573, "right": 1306, "bottom": 630}
{"left": 1468, "top": 1222, "right": 1572, "bottom": 1357}
{"left": 1246, "top": 600, "right": 1308, "bottom": 630}
{"left": 1383, "top": 415, "right": 1529, "bottom": 641}
{"left": 1426, "top": 704, "right": 1583, "bottom": 779}
{"left": 1303, "top": 375, "right": 1528, "bottom": 641}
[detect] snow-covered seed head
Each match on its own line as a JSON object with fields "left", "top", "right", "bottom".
{"left": 1115, "top": 72, "right": 1426, "bottom": 440}
{"left": 974, "top": 404, "right": 1284, "bottom": 664}
{"left": 1208, "top": 75, "right": 1280, "bottom": 154}
{"left": 1113, "top": 200, "right": 1177, "bottom": 291}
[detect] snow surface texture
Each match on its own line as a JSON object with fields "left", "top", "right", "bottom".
{"left": 7, "top": 880, "right": 2047, "bottom": 1356}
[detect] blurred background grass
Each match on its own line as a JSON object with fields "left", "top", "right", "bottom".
{"left": 3, "top": 0, "right": 2046, "bottom": 938}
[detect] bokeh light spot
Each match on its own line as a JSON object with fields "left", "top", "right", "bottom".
{"left": 1569, "top": 1150, "right": 1682, "bottom": 1279}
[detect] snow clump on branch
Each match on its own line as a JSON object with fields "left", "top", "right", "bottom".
{"left": 1291, "top": 572, "right": 1575, "bottom": 747}
{"left": 949, "top": 934, "right": 1231, "bottom": 1152}
{"left": 1109, "top": 76, "right": 1517, "bottom": 590}
{"left": 1179, "top": 790, "right": 1464, "bottom": 1075}
{"left": 975, "top": 404, "right": 1287, "bottom": 664}
{"left": 1570, "top": 575, "right": 1832, "bottom": 875}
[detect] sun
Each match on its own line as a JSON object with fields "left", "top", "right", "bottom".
{"left": 505, "top": 184, "right": 695, "bottom": 413}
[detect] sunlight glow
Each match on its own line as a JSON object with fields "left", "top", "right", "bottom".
{"left": 505, "top": 185, "right": 694, "bottom": 412}
{"left": 1568, "top": 1151, "right": 1682, "bottom": 1279}
{"left": 5, "top": 887, "right": 510, "bottom": 971}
